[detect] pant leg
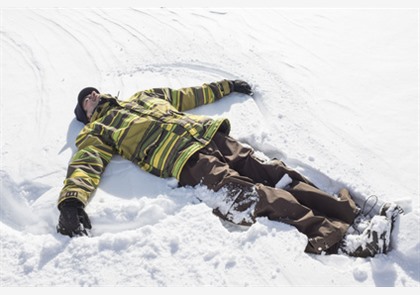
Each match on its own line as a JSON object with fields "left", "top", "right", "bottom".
{"left": 286, "top": 182, "right": 359, "bottom": 224}
{"left": 179, "top": 139, "right": 260, "bottom": 226}
{"left": 211, "top": 132, "right": 316, "bottom": 187}
{"left": 178, "top": 137, "right": 254, "bottom": 189}
{"left": 254, "top": 183, "right": 359, "bottom": 254}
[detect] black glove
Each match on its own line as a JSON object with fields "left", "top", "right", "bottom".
{"left": 231, "top": 80, "right": 253, "bottom": 95}
{"left": 57, "top": 199, "right": 92, "bottom": 237}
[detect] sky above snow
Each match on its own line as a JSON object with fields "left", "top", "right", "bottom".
{"left": 1, "top": 1, "right": 419, "bottom": 290}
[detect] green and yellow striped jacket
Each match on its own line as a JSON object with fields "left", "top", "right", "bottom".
{"left": 58, "top": 80, "right": 234, "bottom": 207}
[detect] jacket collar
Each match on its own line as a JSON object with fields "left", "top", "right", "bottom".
{"left": 89, "top": 94, "right": 120, "bottom": 123}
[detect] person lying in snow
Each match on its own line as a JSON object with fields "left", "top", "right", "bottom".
{"left": 56, "top": 79, "right": 403, "bottom": 258}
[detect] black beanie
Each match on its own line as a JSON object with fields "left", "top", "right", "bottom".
{"left": 75, "top": 87, "right": 99, "bottom": 124}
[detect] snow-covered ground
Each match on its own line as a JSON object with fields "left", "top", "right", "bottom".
{"left": 1, "top": 5, "right": 419, "bottom": 288}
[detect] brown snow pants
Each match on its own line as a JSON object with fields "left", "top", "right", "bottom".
{"left": 179, "top": 132, "right": 359, "bottom": 254}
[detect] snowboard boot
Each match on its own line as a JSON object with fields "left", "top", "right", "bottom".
{"left": 340, "top": 215, "right": 391, "bottom": 258}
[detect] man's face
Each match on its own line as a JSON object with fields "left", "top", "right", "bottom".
{"left": 83, "top": 90, "right": 100, "bottom": 121}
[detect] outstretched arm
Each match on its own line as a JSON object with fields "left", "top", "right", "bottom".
{"left": 58, "top": 133, "right": 114, "bottom": 207}
{"left": 57, "top": 130, "right": 114, "bottom": 237}
{"left": 131, "top": 79, "right": 252, "bottom": 112}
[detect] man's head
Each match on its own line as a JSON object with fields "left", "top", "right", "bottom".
{"left": 75, "top": 87, "right": 100, "bottom": 124}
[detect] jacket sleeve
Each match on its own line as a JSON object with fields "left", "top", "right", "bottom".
{"left": 58, "top": 130, "right": 114, "bottom": 208}
{"left": 144, "top": 79, "right": 234, "bottom": 111}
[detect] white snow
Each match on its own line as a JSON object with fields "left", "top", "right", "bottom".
{"left": 1, "top": 1, "right": 419, "bottom": 289}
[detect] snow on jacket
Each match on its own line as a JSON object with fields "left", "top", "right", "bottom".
{"left": 58, "top": 79, "right": 233, "bottom": 207}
